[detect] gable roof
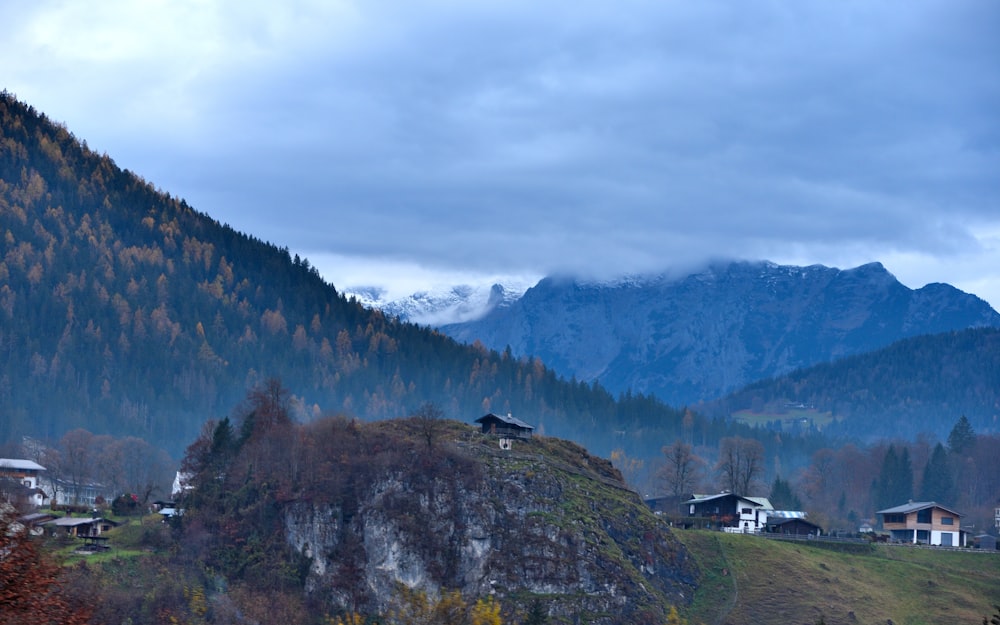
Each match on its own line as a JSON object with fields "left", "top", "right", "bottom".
{"left": 475, "top": 413, "right": 535, "bottom": 430}
{"left": 0, "top": 459, "right": 46, "bottom": 472}
{"left": 685, "top": 492, "right": 766, "bottom": 507}
{"left": 876, "top": 501, "right": 963, "bottom": 517}
{"left": 768, "top": 510, "right": 809, "bottom": 519}
{"left": 768, "top": 516, "right": 823, "bottom": 530}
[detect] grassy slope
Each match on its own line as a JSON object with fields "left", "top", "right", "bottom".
{"left": 674, "top": 530, "right": 1000, "bottom": 625}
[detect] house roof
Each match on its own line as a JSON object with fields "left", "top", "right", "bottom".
{"left": 769, "top": 516, "right": 822, "bottom": 530}
{"left": 685, "top": 492, "right": 768, "bottom": 507}
{"left": 746, "top": 497, "right": 774, "bottom": 510}
{"left": 475, "top": 412, "right": 535, "bottom": 430}
{"left": 768, "top": 510, "right": 808, "bottom": 519}
{"left": 0, "top": 458, "right": 46, "bottom": 472}
{"left": 46, "top": 517, "right": 101, "bottom": 527}
{"left": 876, "top": 501, "right": 963, "bottom": 517}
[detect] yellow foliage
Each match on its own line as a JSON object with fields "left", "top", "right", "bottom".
{"left": 326, "top": 613, "right": 367, "bottom": 625}
{"left": 666, "top": 605, "right": 688, "bottom": 625}
{"left": 471, "top": 596, "right": 502, "bottom": 625}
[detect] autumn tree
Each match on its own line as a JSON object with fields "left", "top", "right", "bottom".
{"left": 715, "top": 436, "right": 765, "bottom": 495}
{"left": 658, "top": 439, "right": 704, "bottom": 498}
{"left": 411, "top": 401, "right": 445, "bottom": 450}
{"left": 0, "top": 504, "right": 93, "bottom": 625}
{"left": 54, "top": 428, "right": 95, "bottom": 506}
{"left": 97, "top": 435, "right": 174, "bottom": 504}
{"left": 386, "top": 585, "right": 503, "bottom": 625}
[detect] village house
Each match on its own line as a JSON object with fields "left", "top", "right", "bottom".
{"left": 764, "top": 510, "right": 823, "bottom": 536}
{"left": 44, "top": 515, "right": 119, "bottom": 538}
{"left": 0, "top": 458, "right": 48, "bottom": 507}
{"left": 683, "top": 492, "right": 774, "bottom": 533}
{"left": 876, "top": 501, "right": 967, "bottom": 546}
{"left": 42, "top": 476, "right": 114, "bottom": 508}
{"left": 17, "top": 511, "right": 59, "bottom": 535}
{"left": 475, "top": 413, "right": 535, "bottom": 449}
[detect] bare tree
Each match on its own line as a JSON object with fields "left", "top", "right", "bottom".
{"left": 99, "top": 437, "right": 174, "bottom": 504}
{"left": 56, "top": 429, "right": 95, "bottom": 506}
{"left": 715, "top": 436, "right": 765, "bottom": 495}
{"left": 411, "top": 402, "right": 444, "bottom": 449}
{"left": 658, "top": 439, "right": 704, "bottom": 497}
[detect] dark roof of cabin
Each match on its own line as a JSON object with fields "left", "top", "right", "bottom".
{"left": 475, "top": 413, "right": 535, "bottom": 430}
{"left": 684, "top": 492, "right": 760, "bottom": 506}
{"left": 769, "top": 516, "right": 822, "bottom": 528}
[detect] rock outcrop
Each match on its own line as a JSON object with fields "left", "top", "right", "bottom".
{"left": 283, "top": 429, "right": 697, "bottom": 624}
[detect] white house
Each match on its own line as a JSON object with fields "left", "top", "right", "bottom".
{"left": 0, "top": 458, "right": 48, "bottom": 507}
{"left": 684, "top": 492, "right": 774, "bottom": 533}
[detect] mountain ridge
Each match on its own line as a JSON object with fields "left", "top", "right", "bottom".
{"left": 435, "top": 260, "right": 1000, "bottom": 407}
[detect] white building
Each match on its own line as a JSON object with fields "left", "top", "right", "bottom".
{"left": 0, "top": 458, "right": 48, "bottom": 507}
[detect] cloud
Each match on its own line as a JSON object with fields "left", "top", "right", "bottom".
{"left": 1, "top": 0, "right": 998, "bottom": 305}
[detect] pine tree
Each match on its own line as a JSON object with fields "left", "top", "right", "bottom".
{"left": 920, "top": 442, "right": 954, "bottom": 504}
{"left": 769, "top": 476, "right": 802, "bottom": 510}
{"left": 947, "top": 415, "right": 976, "bottom": 455}
{"left": 874, "top": 445, "right": 913, "bottom": 510}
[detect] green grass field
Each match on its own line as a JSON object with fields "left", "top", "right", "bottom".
{"left": 673, "top": 530, "right": 1000, "bottom": 625}
{"left": 731, "top": 407, "right": 837, "bottom": 431}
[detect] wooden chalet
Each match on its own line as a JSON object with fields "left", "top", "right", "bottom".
{"left": 683, "top": 492, "right": 773, "bottom": 533}
{"left": 45, "top": 516, "right": 118, "bottom": 538}
{"left": 877, "top": 501, "right": 967, "bottom": 546}
{"left": 475, "top": 413, "right": 535, "bottom": 439}
{"left": 765, "top": 512, "right": 823, "bottom": 536}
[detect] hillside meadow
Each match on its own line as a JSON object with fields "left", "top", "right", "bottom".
{"left": 673, "top": 530, "right": 1000, "bottom": 625}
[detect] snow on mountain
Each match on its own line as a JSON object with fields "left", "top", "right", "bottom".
{"left": 343, "top": 279, "right": 536, "bottom": 326}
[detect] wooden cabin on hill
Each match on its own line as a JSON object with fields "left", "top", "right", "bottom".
{"left": 475, "top": 413, "right": 535, "bottom": 450}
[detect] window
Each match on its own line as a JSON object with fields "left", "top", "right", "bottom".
{"left": 741, "top": 508, "right": 752, "bottom": 515}
{"left": 917, "top": 509, "right": 932, "bottom": 523}
{"left": 884, "top": 513, "right": 905, "bottom": 524}
{"left": 941, "top": 517, "right": 953, "bottom": 525}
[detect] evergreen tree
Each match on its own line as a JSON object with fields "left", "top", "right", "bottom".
{"left": 523, "top": 600, "right": 548, "bottom": 625}
{"left": 769, "top": 476, "right": 802, "bottom": 510}
{"left": 920, "top": 442, "right": 954, "bottom": 504}
{"left": 874, "top": 445, "right": 913, "bottom": 511}
{"left": 947, "top": 415, "right": 976, "bottom": 455}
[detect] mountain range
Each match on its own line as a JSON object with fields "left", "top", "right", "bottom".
{"left": 425, "top": 262, "right": 1000, "bottom": 407}
{"left": 3, "top": 89, "right": 998, "bottom": 465}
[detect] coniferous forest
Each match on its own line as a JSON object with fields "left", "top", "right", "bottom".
{"left": 1, "top": 90, "right": 707, "bottom": 461}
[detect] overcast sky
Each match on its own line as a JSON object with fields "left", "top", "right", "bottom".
{"left": 2, "top": 1, "right": 998, "bottom": 307}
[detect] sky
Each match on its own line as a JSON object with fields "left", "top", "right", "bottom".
{"left": 2, "top": 0, "right": 999, "bottom": 307}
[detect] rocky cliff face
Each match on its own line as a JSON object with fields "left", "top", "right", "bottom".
{"left": 282, "top": 431, "right": 697, "bottom": 623}
{"left": 439, "top": 261, "right": 1000, "bottom": 406}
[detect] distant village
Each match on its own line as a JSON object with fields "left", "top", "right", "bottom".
{"left": 3, "top": 411, "right": 999, "bottom": 554}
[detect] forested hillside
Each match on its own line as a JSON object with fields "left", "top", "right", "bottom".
{"left": 705, "top": 327, "right": 1000, "bottom": 440}
{"left": 0, "top": 91, "right": 708, "bottom": 460}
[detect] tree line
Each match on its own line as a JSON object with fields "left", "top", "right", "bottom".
{"left": 644, "top": 415, "right": 1000, "bottom": 533}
